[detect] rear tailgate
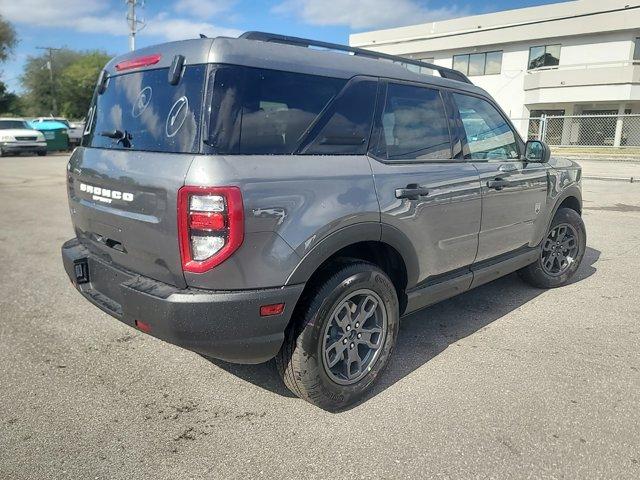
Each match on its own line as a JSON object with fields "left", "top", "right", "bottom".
{"left": 68, "top": 56, "right": 209, "bottom": 288}
{"left": 68, "top": 148, "right": 193, "bottom": 288}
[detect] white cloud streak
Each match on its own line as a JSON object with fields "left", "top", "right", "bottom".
{"left": 273, "top": 0, "right": 466, "bottom": 30}
{"left": 0, "top": 0, "right": 240, "bottom": 43}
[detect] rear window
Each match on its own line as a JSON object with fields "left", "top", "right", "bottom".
{"left": 84, "top": 65, "right": 206, "bottom": 153}
{"left": 207, "top": 66, "right": 346, "bottom": 155}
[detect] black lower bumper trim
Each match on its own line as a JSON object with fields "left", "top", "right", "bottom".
{"left": 61, "top": 238, "right": 304, "bottom": 364}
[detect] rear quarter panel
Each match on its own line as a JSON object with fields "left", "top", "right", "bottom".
{"left": 184, "top": 154, "right": 380, "bottom": 290}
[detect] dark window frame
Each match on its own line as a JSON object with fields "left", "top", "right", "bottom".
{"left": 452, "top": 51, "right": 503, "bottom": 76}
{"left": 368, "top": 79, "right": 455, "bottom": 164}
{"left": 528, "top": 44, "right": 561, "bottom": 70}
{"left": 634, "top": 37, "right": 640, "bottom": 61}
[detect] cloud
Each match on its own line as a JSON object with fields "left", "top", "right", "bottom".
{"left": 273, "top": 0, "right": 466, "bottom": 30}
{"left": 173, "top": 0, "right": 237, "bottom": 19}
{"left": 145, "top": 15, "right": 241, "bottom": 41}
{"left": 0, "top": 0, "right": 239, "bottom": 42}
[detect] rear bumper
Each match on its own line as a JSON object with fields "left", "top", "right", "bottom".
{"left": 61, "top": 238, "right": 304, "bottom": 364}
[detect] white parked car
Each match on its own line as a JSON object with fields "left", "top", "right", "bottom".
{"left": 0, "top": 118, "right": 47, "bottom": 157}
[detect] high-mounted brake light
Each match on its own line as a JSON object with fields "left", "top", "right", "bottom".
{"left": 178, "top": 186, "right": 244, "bottom": 273}
{"left": 115, "top": 54, "right": 161, "bottom": 72}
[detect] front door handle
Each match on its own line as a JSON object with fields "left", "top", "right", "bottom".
{"left": 395, "top": 184, "right": 430, "bottom": 200}
{"left": 487, "top": 178, "right": 510, "bottom": 191}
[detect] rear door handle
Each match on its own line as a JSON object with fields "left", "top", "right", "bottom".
{"left": 487, "top": 178, "right": 510, "bottom": 191}
{"left": 395, "top": 184, "right": 430, "bottom": 200}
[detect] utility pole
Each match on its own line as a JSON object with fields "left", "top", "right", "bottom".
{"left": 126, "top": 0, "right": 146, "bottom": 52}
{"left": 36, "top": 46, "right": 62, "bottom": 116}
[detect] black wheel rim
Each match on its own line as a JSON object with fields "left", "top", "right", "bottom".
{"left": 322, "top": 289, "right": 387, "bottom": 386}
{"left": 541, "top": 223, "right": 580, "bottom": 276}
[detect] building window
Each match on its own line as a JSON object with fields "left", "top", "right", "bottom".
{"left": 452, "top": 51, "right": 502, "bottom": 76}
{"left": 635, "top": 38, "right": 640, "bottom": 61}
{"left": 528, "top": 44, "right": 561, "bottom": 70}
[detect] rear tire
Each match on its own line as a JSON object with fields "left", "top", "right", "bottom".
{"left": 37, "top": 150, "right": 47, "bottom": 156}
{"left": 519, "top": 208, "right": 586, "bottom": 288}
{"left": 276, "top": 260, "right": 399, "bottom": 410}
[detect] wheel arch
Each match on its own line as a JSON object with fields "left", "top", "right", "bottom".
{"left": 285, "top": 223, "right": 419, "bottom": 315}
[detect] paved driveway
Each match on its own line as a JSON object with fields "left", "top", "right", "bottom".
{"left": 1, "top": 155, "right": 639, "bottom": 479}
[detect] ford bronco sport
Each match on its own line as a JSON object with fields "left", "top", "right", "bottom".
{"left": 62, "top": 32, "right": 585, "bottom": 410}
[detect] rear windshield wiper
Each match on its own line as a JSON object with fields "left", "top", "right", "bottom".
{"left": 100, "top": 129, "right": 132, "bottom": 148}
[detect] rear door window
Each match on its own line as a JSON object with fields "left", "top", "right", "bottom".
{"left": 372, "top": 83, "right": 452, "bottom": 161}
{"left": 207, "top": 66, "right": 345, "bottom": 154}
{"left": 84, "top": 65, "right": 206, "bottom": 153}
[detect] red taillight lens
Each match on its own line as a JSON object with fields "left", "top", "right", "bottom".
{"left": 115, "top": 54, "right": 161, "bottom": 71}
{"left": 178, "top": 186, "right": 244, "bottom": 273}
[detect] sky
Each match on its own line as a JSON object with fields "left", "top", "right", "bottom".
{"left": 0, "top": 0, "right": 569, "bottom": 93}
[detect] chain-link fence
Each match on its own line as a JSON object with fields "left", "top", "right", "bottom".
{"left": 511, "top": 114, "right": 640, "bottom": 148}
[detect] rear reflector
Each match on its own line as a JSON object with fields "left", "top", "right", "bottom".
{"left": 115, "top": 54, "right": 161, "bottom": 71}
{"left": 189, "top": 212, "right": 225, "bottom": 231}
{"left": 135, "top": 320, "right": 152, "bottom": 333}
{"left": 260, "top": 303, "right": 285, "bottom": 317}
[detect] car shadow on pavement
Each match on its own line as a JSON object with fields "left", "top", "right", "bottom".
{"left": 204, "top": 247, "right": 600, "bottom": 410}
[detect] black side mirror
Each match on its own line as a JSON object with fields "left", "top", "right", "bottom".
{"left": 524, "top": 140, "right": 550, "bottom": 163}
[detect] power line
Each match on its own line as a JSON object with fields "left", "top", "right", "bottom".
{"left": 36, "top": 46, "right": 62, "bottom": 116}
{"left": 126, "top": 0, "right": 146, "bottom": 51}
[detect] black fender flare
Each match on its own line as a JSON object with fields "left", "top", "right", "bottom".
{"left": 285, "top": 222, "right": 420, "bottom": 288}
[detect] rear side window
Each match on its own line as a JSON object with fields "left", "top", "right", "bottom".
{"left": 373, "top": 83, "right": 451, "bottom": 161}
{"left": 452, "top": 93, "right": 519, "bottom": 160}
{"left": 302, "top": 78, "right": 377, "bottom": 155}
{"left": 85, "top": 65, "right": 206, "bottom": 153}
{"left": 207, "top": 66, "right": 346, "bottom": 154}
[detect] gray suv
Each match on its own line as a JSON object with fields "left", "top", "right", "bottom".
{"left": 61, "top": 32, "right": 586, "bottom": 410}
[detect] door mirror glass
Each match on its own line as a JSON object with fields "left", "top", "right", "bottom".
{"left": 525, "top": 140, "right": 550, "bottom": 163}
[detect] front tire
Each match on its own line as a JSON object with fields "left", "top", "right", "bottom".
{"left": 37, "top": 150, "right": 47, "bottom": 156}
{"left": 276, "top": 260, "right": 399, "bottom": 410}
{"left": 519, "top": 208, "right": 586, "bottom": 288}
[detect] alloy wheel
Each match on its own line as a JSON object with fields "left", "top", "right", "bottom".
{"left": 322, "top": 289, "right": 388, "bottom": 385}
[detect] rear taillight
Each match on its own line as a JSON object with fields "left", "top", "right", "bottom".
{"left": 178, "top": 186, "right": 244, "bottom": 273}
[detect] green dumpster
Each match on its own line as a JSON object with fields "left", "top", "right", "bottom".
{"left": 28, "top": 121, "right": 69, "bottom": 152}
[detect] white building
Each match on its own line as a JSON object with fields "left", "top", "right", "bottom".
{"left": 350, "top": 0, "right": 640, "bottom": 147}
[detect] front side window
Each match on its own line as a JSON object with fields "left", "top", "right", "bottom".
{"left": 528, "top": 44, "right": 561, "bottom": 70}
{"left": 452, "top": 93, "right": 519, "bottom": 160}
{"left": 207, "top": 66, "right": 346, "bottom": 154}
{"left": 373, "top": 83, "right": 451, "bottom": 161}
{"left": 635, "top": 38, "right": 640, "bottom": 61}
{"left": 453, "top": 51, "right": 503, "bottom": 76}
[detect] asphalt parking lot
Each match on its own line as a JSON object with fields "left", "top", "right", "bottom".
{"left": 1, "top": 154, "right": 639, "bottom": 480}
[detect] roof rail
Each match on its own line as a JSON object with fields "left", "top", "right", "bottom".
{"left": 239, "top": 31, "right": 472, "bottom": 85}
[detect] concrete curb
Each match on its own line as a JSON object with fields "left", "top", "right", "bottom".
{"left": 583, "top": 175, "right": 637, "bottom": 183}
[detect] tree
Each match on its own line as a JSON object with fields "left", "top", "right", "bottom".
{"left": 58, "top": 51, "right": 111, "bottom": 119}
{"left": 0, "top": 15, "right": 17, "bottom": 63}
{"left": 20, "top": 49, "right": 82, "bottom": 116}
{"left": 20, "top": 49, "right": 111, "bottom": 118}
{"left": 0, "top": 81, "right": 22, "bottom": 115}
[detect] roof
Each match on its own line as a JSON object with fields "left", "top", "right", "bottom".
{"left": 103, "top": 34, "right": 486, "bottom": 96}
{"left": 350, "top": 0, "right": 640, "bottom": 52}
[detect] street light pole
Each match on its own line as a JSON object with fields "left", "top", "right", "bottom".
{"left": 36, "top": 46, "right": 61, "bottom": 116}
{"left": 126, "top": 0, "right": 146, "bottom": 52}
